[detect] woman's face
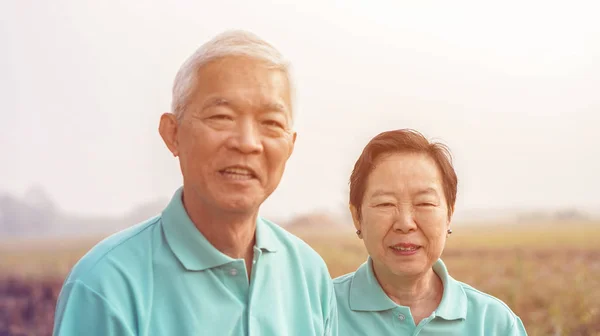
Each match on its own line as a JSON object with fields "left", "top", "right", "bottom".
{"left": 351, "top": 152, "right": 451, "bottom": 278}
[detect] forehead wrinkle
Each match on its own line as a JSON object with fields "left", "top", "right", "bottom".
{"left": 235, "top": 90, "right": 289, "bottom": 115}
{"left": 369, "top": 189, "right": 396, "bottom": 198}
{"left": 201, "top": 91, "right": 289, "bottom": 112}
{"left": 366, "top": 173, "right": 442, "bottom": 198}
{"left": 414, "top": 187, "right": 440, "bottom": 197}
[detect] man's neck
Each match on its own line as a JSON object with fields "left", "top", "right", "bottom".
{"left": 373, "top": 261, "right": 443, "bottom": 321}
{"left": 181, "top": 189, "right": 257, "bottom": 261}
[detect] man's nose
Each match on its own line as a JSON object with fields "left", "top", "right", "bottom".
{"left": 228, "top": 120, "right": 263, "bottom": 154}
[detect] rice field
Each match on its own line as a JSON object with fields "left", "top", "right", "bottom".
{"left": 1, "top": 220, "right": 599, "bottom": 336}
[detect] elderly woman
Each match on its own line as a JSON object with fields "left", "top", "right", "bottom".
{"left": 334, "top": 129, "right": 527, "bottom": 335}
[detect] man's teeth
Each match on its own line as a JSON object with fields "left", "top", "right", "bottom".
{"left": 392, "top": 246, "right": 418, "bottom": 251}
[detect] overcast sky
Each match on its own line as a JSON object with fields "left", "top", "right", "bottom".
{"left": 1, "top": 0, "right": 599, "bottom": 221}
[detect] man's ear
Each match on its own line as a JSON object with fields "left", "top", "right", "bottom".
{"left": 159, "top": 113, "right": 180, "bottom": 157}
{"left": 286, "top": 131, "right": 297, "bottom": 159}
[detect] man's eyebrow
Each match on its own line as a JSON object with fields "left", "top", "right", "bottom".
{"left": 201, "top": 97, "right": 230, "bottom": 111}
{"left": 201, "top": 97, "right": 288, "bottom": 114}
{"left": 262, "top": 102, "right": 287, "bottom": 113}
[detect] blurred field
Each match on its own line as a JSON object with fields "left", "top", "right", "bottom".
{"left": 1, "top": 220, "right": 600, "bottom": 336}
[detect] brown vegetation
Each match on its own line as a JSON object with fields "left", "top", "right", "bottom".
{"left": 1, "top": 221, "right": 599, "bottom": 336}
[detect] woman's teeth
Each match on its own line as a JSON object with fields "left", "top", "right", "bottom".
{"left": 391, "top": 246, "right": 419, "bottom": 251}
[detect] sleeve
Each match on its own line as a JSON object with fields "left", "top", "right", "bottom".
{"left": 53, "top": 280, "right": 135, "bottom": 336}
{"left": 509, "top": 315, "right": 528, "bottom": 336}
{"left": 324, "top": 284, "right": 338, "bottom": 336}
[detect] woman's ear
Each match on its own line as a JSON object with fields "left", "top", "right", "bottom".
{"left": 349, "top": 204, "right": 362, "bottom": 238}
{"left": 445, "top": 207, "right": 453, "bottom": 237}
{"left": 447, "top": 206, "right": 454, "bottom": 228}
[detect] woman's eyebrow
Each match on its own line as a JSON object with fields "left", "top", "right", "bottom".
{"left": 414, "top": 187, "right": 439, "bottom": 197}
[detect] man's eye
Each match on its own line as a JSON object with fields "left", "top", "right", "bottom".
{"left": 377, "top": 203, "right": 395, "bottom": 207}
{"left": 263, "top": 120, "right": 284, "bottom": 128}
{"left": 210, "top": 114, "right": 232, "bottom": 120}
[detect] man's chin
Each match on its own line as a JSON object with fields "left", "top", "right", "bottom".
{"left": 217, "top": 195, "right": 263, "bottom": 215}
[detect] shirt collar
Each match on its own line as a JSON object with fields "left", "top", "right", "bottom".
{"left": 254, "top": 217, "right": 281, "bottom": 252}
{"left": 349, "top": 257, "right": 468, "bottom": 320}
{"left": 432, "top": 258, "right": 467, "bottom": 320}
{"left": 349, "top": 257, "right": 398, "bottom": 311}
{"left": 161, "top": 186, "right": 280, "bottom": 271}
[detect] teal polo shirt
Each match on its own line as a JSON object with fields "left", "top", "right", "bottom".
{"left": 53, "top": 187, "right": 337, "bottom": 336}
{"left": 334, "top": 257, "right": 527, "bottom": 335}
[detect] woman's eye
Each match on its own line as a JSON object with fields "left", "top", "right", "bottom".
{"left": 378, "top": 203, "right": 395, "bottom": 207}
{"left": 417, "top": 203, "right": 435, "bottom": 207}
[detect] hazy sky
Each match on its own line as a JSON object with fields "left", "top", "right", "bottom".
{"left": 1, "top": 1, "right": 599, "bottom": 221}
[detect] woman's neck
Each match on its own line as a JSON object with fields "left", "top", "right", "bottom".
{"left": 372, "top": 260, "right": 443, "bottom": 324}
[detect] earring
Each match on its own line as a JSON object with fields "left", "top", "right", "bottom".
{"left": 447, "top": 229, "right": 452, "bottom": 235}
{"left": 356, "top": 230, "right": 361, "bottom": 236}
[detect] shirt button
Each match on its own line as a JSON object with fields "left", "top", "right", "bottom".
{"left": 398, "top": 314, "right": 406, "bottom": 321}
{"left": 229, "top": 268, "right": 238, "bottom": 276}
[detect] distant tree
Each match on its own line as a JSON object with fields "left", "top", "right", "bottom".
{"left": 554, "top": 209, "right": 589, "bottom": 221}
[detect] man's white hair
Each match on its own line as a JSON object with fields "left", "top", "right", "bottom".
{"left": 171, "top": 30, "right": 294, "bottom": 124}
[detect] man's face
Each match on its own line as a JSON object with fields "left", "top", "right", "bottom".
{"left": 160, "top": 56, "right": 296, "bottom": 214}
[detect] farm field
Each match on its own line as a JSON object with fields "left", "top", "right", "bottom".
{"left": 1, "top": 220, "right": 599, "bottom": 336}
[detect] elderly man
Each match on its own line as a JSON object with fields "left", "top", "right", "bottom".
{"left": 53, "top": 30, "right": 337, "bottom": 336}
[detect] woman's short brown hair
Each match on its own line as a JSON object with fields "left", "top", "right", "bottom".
{"left": 349, "top": 129, "right": 458, "bottom": 219}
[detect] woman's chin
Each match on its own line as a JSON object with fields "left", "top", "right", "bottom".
{"left": 384, "top": 258, "right": 429, "bottom": 277}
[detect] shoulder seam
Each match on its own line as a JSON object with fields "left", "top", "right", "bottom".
{"left": 461, "top": 284, "right": 517, "bottom": 316}
{"left": 85, "top": 216, "right": 161, "bottom": 274}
